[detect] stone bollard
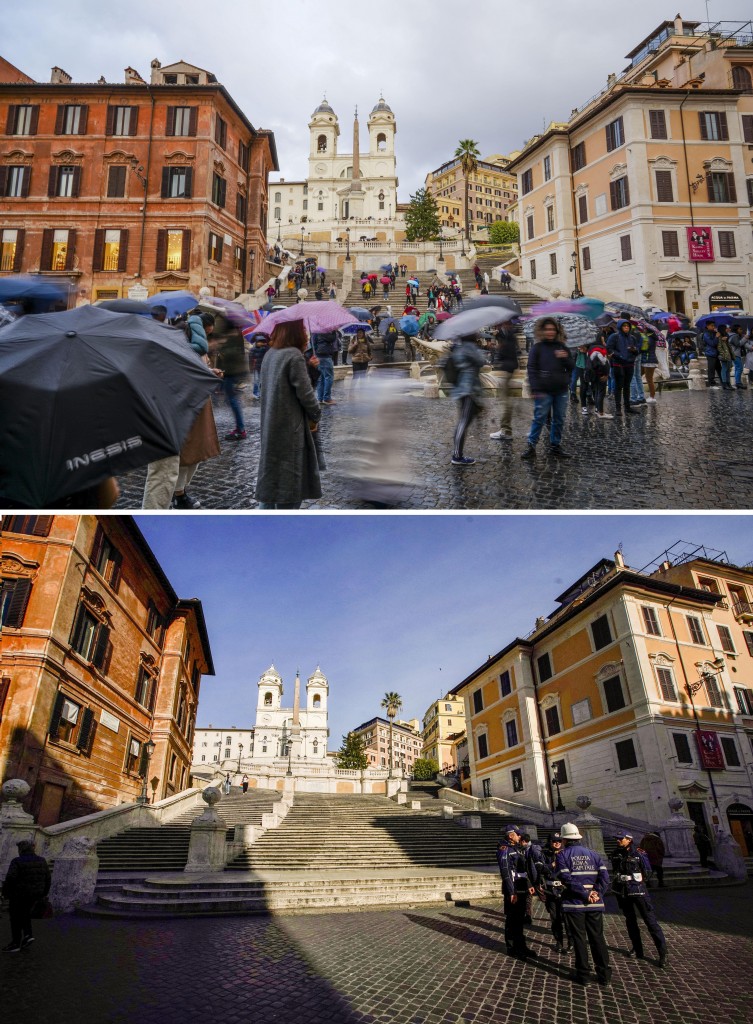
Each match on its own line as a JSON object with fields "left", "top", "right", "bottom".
{"left": 396, "top": 792, "right": 407, "bottom": 805}
{"left": 573, "top": 796, "right": 605, "bottom": 856}
{"left": 184, "top": 787, "right": 228, "bottom": 874}
{"left": 0, "top": 779, "right": 40, "bottom": 880}
{"left": 659, "top": 799, "right": 699, "bottom": 863}
{"left": 50, "top": 837, "right": 99, "bottom": 913}
{"left": 711, "top": 829, "right": 748, "bottom": 881}
{"left": 442, "top": 804, "right": 454, "bottom": 819}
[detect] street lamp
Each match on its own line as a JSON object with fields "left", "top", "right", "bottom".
{"left": 286, "top": 741, "right": 293, "bottom": 777}
{"left": 570, "top": 250, "right": 582, "bottom": 298}
{"left": 138, "top": 739, "right": 156, "bottom": 804}
{"left": 551, "top": 763, "right": 565, "bottom": 812}
{"left": 438, "top": 225, "right": 445, "bottom": 264}
{"left": 237, "top": 742, "right": 243, "bottom": 770}
{"left": 299, "top": 226, "right": 305, "bottom": 258}
{"left": 345, "top": 226, "right": 351, "bottom": 263}
{"left": 276, "top": 218, "right": 281, "bottom": 243}
{"left": 685, "top": 658, "right": 726, "bottom": 816}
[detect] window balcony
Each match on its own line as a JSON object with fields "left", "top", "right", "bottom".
{"left": 732, "top": 599, "right": 753, "bottom": 624}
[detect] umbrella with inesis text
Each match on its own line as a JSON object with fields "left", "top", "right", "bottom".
{"left": 0, "top": 305, "right": 218, "bottom": 508}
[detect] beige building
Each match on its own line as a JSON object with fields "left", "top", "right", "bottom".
{"left": 507, "top": 16, "right": 753, "bottom": 314}
{"left": 421, "top": 692, "right": 465, "bottom": 771}
{"left": 425, "top": 153, "right": 518, "bottom": 240}
{"left": 351, "top": 715, "right": 423, "bottom": 773}
{"left": 453, "top": 543, "right": 753, "bottom": 852}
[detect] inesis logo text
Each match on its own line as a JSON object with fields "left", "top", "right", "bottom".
{"left": 66, "top": 437, "right": 143, "bottom": 472}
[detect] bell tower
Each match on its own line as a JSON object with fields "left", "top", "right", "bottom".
{"left": 257, "top": 665, "right": 283, "bottom": 711}
{"left": 307, "top": 666, "right": 329, "bottom": 714}
{"left": 309, "top": 96, "right": 339, "bottom": 160}
{"left": 367, "top": 95, "right": 396, "bottom": 158}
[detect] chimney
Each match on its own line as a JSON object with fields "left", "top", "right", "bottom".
{"left": 150, "top": 58, "right": 162, "bottom": 85}
{"left": 535, "top": 616, "right": 547, "bottom": 630}
{"left": 614, "top": 550, "right": 625, "bottom": 568}
{"left": 661, "top": 560, "right": 672, "bottom": 572}
{"left": 50, "top": 67, "right": 72, "bottom": 84}
{"left": 607, "top": 73, "right": 617, "bottom": 89}
{"left": 124, "top": 66, "right": 145, "bottom": 85}
{"left": 674, "top": 15, "right": 684, "bottom": 34}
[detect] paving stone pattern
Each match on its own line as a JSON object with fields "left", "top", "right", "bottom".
{"left": 2, "top": 886, "right": 752, "bottom": 1023}
{"left": 115, "top": 384, "right": 753, "bottom": 511}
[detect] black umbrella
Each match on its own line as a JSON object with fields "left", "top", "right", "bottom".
{"left": 0, "top": 305, "right": 218, "bottom": 508}
{"left": 669, "top": 330, "right": 698, "bottom": 340}
{"left": 604, "top": 301, "right": 645, "bottom": 319}
{"left": 463, "top": 294, "right": 522, "bottom": 315}
{"left": 95, "top": 298, "right": 153, "bottom": 315}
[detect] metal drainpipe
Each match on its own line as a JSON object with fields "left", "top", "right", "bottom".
{"left": 527, "top": 646, "right": 558, "bottom": 821}
{"left": 567, "top": 139, "right": 582, "bottom": 297}
{"left": 137, "top": 84, "right": 155, "bottom": 281}
{"left": 678, "top": 90, "right": 702, "bottom": 302}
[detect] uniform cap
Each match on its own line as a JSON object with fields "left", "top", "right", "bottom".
{"left": 560, "top": 823, "right": 582, "bottom": 840}
{"left": 613, "top": 829, "right": 633, "bottom": 840}
{"left": 505, "top": 825, "right": 521, "bottom": 836}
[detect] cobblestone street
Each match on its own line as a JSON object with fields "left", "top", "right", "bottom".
{"left": 2, "top": 886, "right": 751, "bottom": 1024}
{"left": 115, "top": 381, "right": 753, "bottom": 510}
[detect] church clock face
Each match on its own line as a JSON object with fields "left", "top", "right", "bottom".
{"left": 260, "top": 714, "right": 271, "bottom": 724}
{"left": 315, "top": 163, "right": 326, "bottom": 175}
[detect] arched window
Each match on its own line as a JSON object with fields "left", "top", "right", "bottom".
{"left": 377, "top": 132, "right": 387, "bottom": 152}
{"left": 264, "top": 691, "right": 272, "bottom": 706}
{"left": 317, "top": 134, "right": 327, "bottom": 153}
{"left": 274, "top": 191, "right": 281, "bottom": 203}
{"left": 732, "top": 66, "right": 752, "bottom": 92}
{"left": 313, "top": 694, "right": 321, "bottom": 708}
{"left": 313, "top": 739, "right": 319, "bottom": 754}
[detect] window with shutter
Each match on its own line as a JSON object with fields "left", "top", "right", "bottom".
{"left": 549, "top": 253, "right": 557, "bottom": 275}
{"left": 748, "top": 178, "right": 753, "bottom": 206}
{"left": 0, "top": 676, "right": 9, "bottom": 723}
{"left": 615, "top": 738, "right": 638, "bottom": 771}
{"left": 672, "top": 733, "right": 693, "bottom": 763}
{"left": 530, "top": 259, "right": 536, "bottom": 280}
{"left": 107, "top": 165, "right": 127, "bottom": 198}
{"left": 742, "top": 114, "right": 753, "bottom": 143}
{"left": 642, "top": 605, "right": 661, "bottom": 635}
{"left": 603, "top": 675, "right": 627, "bottom": 712}
{"left": 526, "top": 214, "right": 534, "bottom": 239}
{"left": 505, "top": 719, "right": 518, "bottom": 747}
{"left": 477, "top": 734, "right": 489, "bottom": 759}
{"left": 139, "top": 742, "right": 151, "bottom": 776}
{"left": 743, "top": 631, "right": 753, "bottom": 657}
{"left": 1, "top": 577, "right": 32, "bottom": 628}
{"left": 582, "top": 246, "right": 591, "bottom": 271}
{"left": 718, "top": 231, "right": 736, "bottom": 258}
{"left": 91, "top": 624, "right": 111, "bottom": 672}
{"left": 578, "top": 194, "right": 588, "bottom": 223}
{"left": 3, "top": 165, "right": 29, "bottom": 198}
{"left": 687, "top": 616, "right": 706, "bottom": 644}
{"left": 521, "top": 169, "right": 533, "bottom": 194}
{"left": 655, "top": 170, "right": 674, "bottom": 202}
{"left": 605, "top": 116, "right": 624, "bottom": 152}
{"left": 544, "top": 705, "right": 561, "bottom": 736}
{"left": 64, "top": 228, "right": 77, "bottom": 272}
{"left": 662, "top": 231, "right": 679, "bottom": 257}
{"left": 656, "top": 667, "right": 677, "bottom": 702}
{"left": 620, "top": 235, "right": 632, "bottom": 261}
{"left": 704, "top": 673, "right": 725, "bottom": 709}
{"left": 472, "top": 689, "right": 483, "bottom": 713}
{"left": 649, "top": 110, "right": 667, "bottom": 139}
{"left": 76, "top": 707, "right": 95, "bottom": 753}
{"left": 591, "top": 614, "right": 612, "bottom": 650}
{"left": 720, "top": 737, "right": 740, "bottom": 767}
{"left": 717, "top": 624, "right": 735, "bottom": 652}
{"left": 571, "top": 142, "right": 586, "bottom": 171}
{"left": 48, "top": 691, "right": 67, "bottom": 740}
{"left": 611, "top": 176, "right": 630, "bottom": 210}
{"left": 551, "top": 758, "right": 568, "bottom": 784}
{"left": 499, "top": 670, "right": 512, "bottom": 697}
{"left": 3, "top": 516, "right": 53, "bottom": 536}
{"left": 215, "top": 115, "right": 227, "bottom": 149}
{"left": 734, "top": 687, "right": 753, "bottom": 715}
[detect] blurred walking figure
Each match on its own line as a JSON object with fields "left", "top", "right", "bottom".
{"left": 447, "top": 332, "right": 486, "bottom": 466}
{"left": 216, "top": 316, "right": 249, "bottom": 440}
{"left": 489, "top": 323, "right": 518, "bottom": 441}
{"left": 521, "top": 318, "right": 574, "bottom": 461}
{"left": 255, "top": 321, "right": 322, "bottom": 509}
{"left": 2, "top": 839, "right": 51, "bottom": 953}
{"left": 349, "top": 328, "right": 372, "bottom": 386}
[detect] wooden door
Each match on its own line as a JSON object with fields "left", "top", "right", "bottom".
{"left": 37, "top": 782, "right": 66, "bottom": 826}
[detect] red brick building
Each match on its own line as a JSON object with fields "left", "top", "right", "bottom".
{"left": 0, "top": 58, "right": 278, "bottom": 304}
{"left": 0, "top": 514, "right": 214, "bottom": 825}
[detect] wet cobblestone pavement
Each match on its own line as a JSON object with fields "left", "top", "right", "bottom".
{"left": 114, "top": 379, "right": 753, "bottom": 510}
{"left": 2, "top": 886, "right": 751, "bottom": 1024}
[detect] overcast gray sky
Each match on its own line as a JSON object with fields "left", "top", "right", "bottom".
{"left": 7, "top": 1, "right": 752, "bottom": 198}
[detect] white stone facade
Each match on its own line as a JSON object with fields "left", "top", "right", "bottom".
{"left": 252, "top": 665, "right": 329, "bottom": 763}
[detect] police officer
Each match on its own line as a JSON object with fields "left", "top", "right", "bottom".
{"left": 497, "top": 826, "right": 535, "bottom": 960}
{"left": 610, "top": 829, "right": 668, "bottom": 967}
{"left": 519, "top": 833, "right": 541, "bottom": 925}
{"left": 535, "top": 832, "right": 572, "bottom": 954}
{"left": 556, "top": 822, "right": 611, "bottom": 986}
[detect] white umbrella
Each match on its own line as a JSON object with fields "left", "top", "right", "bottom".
{"left": 433, "top": 306, "right": 515, "bottom": 340}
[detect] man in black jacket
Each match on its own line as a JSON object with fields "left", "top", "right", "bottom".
{"left": 2, "top": 839, "right": 51, "bottom": 952}
{"left": 521, "top": 318, "right": 574, "bottom": 460}
{"left": 489, "top": 324, "right": 519, "bottom": 441}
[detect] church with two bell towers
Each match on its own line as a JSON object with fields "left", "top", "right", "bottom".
{"left": 270, "top": 97, "right": 403, "bottom": 243}
{"left": 251, "top": 665, "right": 330, "bottom": 763}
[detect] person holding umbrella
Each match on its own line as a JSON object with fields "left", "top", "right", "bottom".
{"left": 521, "top": 317, "right": 575, "bottom": 461}
{"left": 448, "top": 332, "right": 487, "bottom": 466}
{"left": 349, "top": 327, "right": 373, "bottom": 386}
{"left": 255, "top": 320, "right": 322, "bottom": 509}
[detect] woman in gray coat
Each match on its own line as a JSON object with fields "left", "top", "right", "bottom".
{"left": 255, "top": 320, "right": 322, "bottom": 509}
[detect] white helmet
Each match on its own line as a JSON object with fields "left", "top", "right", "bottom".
{"left": 560, "top": 823, "right": 582, "bottom": 840}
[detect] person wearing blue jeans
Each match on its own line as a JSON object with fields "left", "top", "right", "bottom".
{"left": 312, "top": 330, "right": 340, "bottom": 404}
{"left": 521, "top": 318, "right": 574, "bottom": 460}
{"left": 630, "top": 353, "right": 645, "bottom": 403}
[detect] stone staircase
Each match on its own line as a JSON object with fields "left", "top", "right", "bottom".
{"left": 266, "top": 267, "right": 344, "bottom": 307}
{"left": 94, "top": 788, "right": 282, "bottom": 872}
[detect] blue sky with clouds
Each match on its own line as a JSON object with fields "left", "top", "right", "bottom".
{"left": 135, "top": 514, "right": 752, "bottom": 746}
{"left": 6, "top": 1, "right": 753, "bottom": 196}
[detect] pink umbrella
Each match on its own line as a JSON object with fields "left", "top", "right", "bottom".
{"left": 435, "top": 311, "right": 452, "bottom": 321}
{"left": 380, "top": 276, "right": 392, "bottom": 285}
{"left": 248, "top": 301, "right": 359, "bottom": 335}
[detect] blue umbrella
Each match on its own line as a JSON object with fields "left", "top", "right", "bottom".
{"left": 648, "top": 310, "right": 673, "bottom": 322}
{"left": 380, "top": 264, "right": 393, "bottom": 271}
{"left": 340, "top": 322, "right": 373, "bottom": 335}
{"left": 399, "top": 316, "right": 420, "bottom": 336}
{"left": 349, "top": 307, "right": 372, "bottom": 321}
{"left": 445, "top": 270, "right": 458, "bottom": 277}
{"left": 696, "top": 311, "right": 736, "bottom": 329}
{"left": 378, "top": 317, "right": 397, "bottom": 336}
{"left": 0, "top": 275, "right": 68, "bottom": 312}
{"left": 146, "top": 290, "right": 199, "bottom": 318}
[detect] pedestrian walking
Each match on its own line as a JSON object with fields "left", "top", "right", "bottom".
{"left": 312, "top": 330, "right": 340, "bottom": 405}
{"left": 521, "top": 317, "right": 574, "bottom": 460}
{"left": 640, "top": 328, "right": 659, "bottom": 402}
{"left": 693, "top": 825, "right": 712, "bottom": 868}
{"left": 447, "top": 332, "right": 487, "bottom": 467}
{"left": 717, "top": 325, "right": 734, "bottom": 391}
{"left": 349, "top": 328, "right": 372, "bottom": 386}
{"left": 2, "top": 839, "right": 51, "bottom": 953}
{"left": 556, "top": 822, "right": 612, "bottom": 986}
{"left": 570, "top": 344, "right": 590, "bottom": 413}
{"left": 216, "top": 318, "right": 249, "bottom": 441}
{"left": 250, "top": 333, "right": 270, "bottom": 399}
{"left": 489, "top": 323, "right": 518, "bottom": 441}
{"left": 497, "top": 826, "right": 535, "bottom": 960}
{"left": 519, "top": 833, "right": 541, "bottom": 924}
{"left": 701, "top": 321, "right": 721, "bottom": 389}
{"left": 610, "top": 829, "right": 668, "bottom": 967}
{"left": 728, "top": 325, "right": 745, "bottom": 388}
{"left": 255, "top": 320, "right": 322, "bottom": 510}
{"left": 241, "top": 774, "right": 249, "bottom": 794}
{"left": 534, "top": 832, "right": 572, "bottom": 953}
{"left": 586, "top": 335, "right": 613, "bottom": 419}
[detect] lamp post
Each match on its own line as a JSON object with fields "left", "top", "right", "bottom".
{"left": 299, "top": 226, "right": 305, "bottom": 258}
{"left": 276, "top": 218, "right": 281, "bottom": 244}
{"left": 237, "top": 742, "right": 243, "bottom": 770}
{"left": 551, "top": 763, "right": 565, "bottom": 812}
{"left": 345, "top": 226, "right": 351, "bottom": 263}
{"left": 286, "top": 741, "right": 293, "bottom": 777}
{"left": 138, "top": 739, "right": 156, "bottom": 803}
{"left": 438, "top": 225, "right": 445, "bottom": 264}
{"left": 570, "top": 250, "right": 582, "bottom": 298}
{"left": 686, "top": 658, "right": 725, "bottom": 818}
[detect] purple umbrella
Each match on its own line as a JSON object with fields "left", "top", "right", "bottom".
{"left": 248, "top": 301, "right": 359, "bottom": 335}
{"left": 530, "top": 297, "right": 605, "bottom": 320}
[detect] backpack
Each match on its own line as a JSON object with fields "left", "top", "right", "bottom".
{"left": 439, "top": 345, "right": 459, "bottom": 384}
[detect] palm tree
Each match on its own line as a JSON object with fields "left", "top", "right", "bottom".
{"left": 380, "top": 691, "right": 403, "bottom": 777}
{"left": 454, "top": 139, "right": 481, "bottom": 244}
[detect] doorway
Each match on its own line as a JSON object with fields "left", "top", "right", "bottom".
{"left": 37, "top": 782, "right": 66, "bottom": 826}
{"left": 666, "top": 290, "right": 686, "bottom": 314}
{"left": 686, "top": 800, "right": 708, "bottom": 834}
{"left": 726, "top": 802, "right": 753, "bottom": 854}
